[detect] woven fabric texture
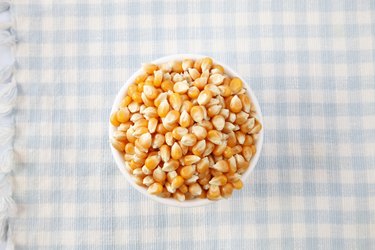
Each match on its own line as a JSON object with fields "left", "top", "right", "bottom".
{"left": 10, "top": 0, "right": 375, "bottom": 249}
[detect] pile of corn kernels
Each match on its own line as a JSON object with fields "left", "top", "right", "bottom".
{"left": 110, "top": 57, "right": 262, "bottom": 201}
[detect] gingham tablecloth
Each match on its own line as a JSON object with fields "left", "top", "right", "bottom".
{"left": 2, "top": 0, "right": 375, "bottom": 249}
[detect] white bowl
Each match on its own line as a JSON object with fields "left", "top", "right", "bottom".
{"left": 109, "top": 54, "right": 264, "bottom": 207}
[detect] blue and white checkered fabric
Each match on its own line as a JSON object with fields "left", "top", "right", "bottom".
{"left": 10, "top": 0, "right": 375, "bottom": 249}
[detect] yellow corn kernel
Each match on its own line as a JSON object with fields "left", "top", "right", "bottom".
{"left": 157, "top": 100, "right": 170, "bottom": 118}
{"left": 207, "top": 185, "right": 221, "bottom": 200}
{"left": 240, "top": 118, "right": 255, "bottom": 133}
{"left": 197, "top": 157, "right": 209, "bottom": 174}
{"left": 212, "top": 64, "right": 224, "bottom": 73}
{"left": 110, "top": 113, "right": 120, "bottom": 127}
{"left": 153, "top": 167, "right": 166, "bottom": 183}
{"left": 235, "top": 131, "right": 246, "bottom": 145}
{"left": 165, "top": 132, "right": 175, "bottom": 146}
{"left": 187, "top": 86, "right": 200, "bottom": 99}
{"left": 204, "top": 84, "right": 220, "bottom": 97}
{"left": 147, "top": 182, "right": 163, "bottom": 195}
{"left": 135, "top": 73, "right": 147, "bottom": 84}
{"left": 129, "top": 160, "right": 143, "bottom": 170}
{"left": 162, "top": 159, "right": 179, "bottom": 172}
{"left": 234, "top": 154, "right": 248, "bottom": 170}
{"left": 220, "top": 183, "right": 233, "bottom": 198}
{"left": 143, "top": 63, "right": 158, "bottom": 74}
{"left": 232, "top": 179, "right": 243, "bottom": 190}
{"left": 155, "top": 123, "right": 167, "bottom": 135}
{"left": 208, "top": 73, "right": 225, "bottom": 85}
{"left": 120, "top": 96, "right": 132, "bottom": 108}
{"left": 182, "top": 59, "right": 194, "bottom": 71}
{"left": 239, "top": 94, "right": 251, "bottom": 113}
{"left": 202, "top": 141, "right": 215, "bottom": 157}
{"left": 127, "top": 84, "right": 138, "bottom": 98}
{"left": 243, "top": 135, "right": 253, "bottom": 146}
{"left": 172, "top": 127, "right": 188, "bottom": 140}
{"left": 226, "top": 131, "right": 236, "bottom": 148}
{"left": 211, "top": 115, "right": 225, "bottom": 131}
{"left": 171, "top": 176, "right": 184, "bottom": 189}
{"left": 171, "top": 142, "right": 183, "bottom": 160}
{"left": 131, "top": 91, "right": 143, "bottom": 104}
{"left": 193, "top": 77, "right": 207, "bottom": 90}
{"left": 181, "top": 100, "right": 193, "bottom": 113}
{"left": 207, "top": 130, "right": 222, "bottom": 145}
{"left": 133, "top": 118, "right": 147, "bottom": 128}
{"left": 192, "top": 140, "right": 206, "bottom": 157}
{"left": 179, "top": 142, "right": 188, "bottom": 155}
{"left": 154, "top": 92, "right": 167, "bottom": 107}
{"left": 218, "top": 85, "right": 231, "bottom": 97}
{"left": 207, "top": 105, "right": 221, "bottom": 118}
{"left": 173, "top": 81, "right": 189, "bottom": 94}
{"left": 180, "top": 165, "right": 195, "bottom": 179}
{"left": 126, "top": 127, "right": 136, "bottom": 143}
{"left": 159, "top": 144, "right": 171, "bottom": 162}
{"left": 145, "top": 155, "right": 161, "bottom": 170}
{"left": 212, "top": 160, "right": 229, "bottom": 172}
{"left": 191, "top": 125, "right": 207, "bottom": 141}
{"left": 125, "top": 143, "right": 135, "bottom": 154}
{"left": 235, "top": 111, "right": 249, "bottom": 125}
{"left": 180, "top": 133, "right": 197, "bottom": 147}
{"left": 118, "top": 122, "right": 132, "bottom": 132}
{"left": 201, "top": 57, "right": 213, "bottom": 72}
{"left": 224, "top": 96, "right": 233, "bottom": 109}
{"left": 152, "top": 134, "right": 164, "bottom": 149}
{"left": 172, "top": 61, "right": 183, "bottom": 73}
{"left": 180, "top": 94, "right": 189, "bottom": 102}
{"left": 138, "top": 132, "right": 152, "bottom": 149}
{"left": 209, "top": 175, "right": 227, "bottom": 186}
{"left": 229, "top": 77, "right": 243, "bottom": 94}
{"left": 199, "top": 120, "right": 213, "bottom": 131}
{"left": 161, "top": 80, "right": 174, "bottom": 92}
{"left": 178, "top": 184, "right": 188, "bottom": 194}
{"left": 184, "top": 155, "right": 201, "bottom": 165}
{"left": 197, "top": 90, "right": 212, "bottom": 106}
{"left": 116, "top": 108, "right": 130, "bottom": 123}
{"left": 188, "top": 68, "right": 200, "bottom": 80}
{"left": 153, "top": 69, "right": 163, "bottom": 87}
{"left": 249, "top": 121, "right": 262, "bottom": 134}
{"left": 189, "top": 183, "right": 202, "bottom": 196}
{"left": 242, "top": 146, "right": 253, "bottom": 161}
{"left": 223, "top": 146, "right": 233, "bottom": 159}
{"left": 173, "top": 191, "right": 186, "bottom": 201}
{"left": 111, "top": 138, "right": 125, "bottom": 152}
{"left": 232, "top": 145, "right": 242, "bottom": 155}
{"left": 190, "top": 106, "right": 204, "bottom": 123}
{"left": 142, "top": 85, "right": 157, "bottom": 100}
{"left": 133, "top": 126, "right": 149, "bottom": 138}
{"left": 168, "top": 93, "right": 182, "bottom": 111}
{"left": 128, "top": 101, "right": 140, "bottom": 113}
{"left": 198, "top": 172, "right": 211, "bottom": 186}
{"left": 137, "top": 82, "right": 144, "bottom": 92}
{"left": 164, "top": 110, "right": 180, "bottom": 125}
{"left": 213, "top": 143, "right": 227, "bottom": 156}
{"left": 193, "top": 58, "right": 202, "bottom": 72}
{"left": 229, "top": 95, "right": 243, "bottom": 113}
{"left": 147, "top": 118, "right": 158, "bottom": 134}
{"left": 179, "top": 110, "right": 191, "bottom": 128}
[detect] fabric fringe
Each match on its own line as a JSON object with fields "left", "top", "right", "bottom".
{"left": 0, "top": 1, "right": 16, "bottom": 249}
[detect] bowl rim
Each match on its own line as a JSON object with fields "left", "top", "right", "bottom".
{"left": 109, "top": 54, "right": 264, "bottom": 207}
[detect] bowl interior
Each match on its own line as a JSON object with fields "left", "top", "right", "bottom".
{"left": 109, "top": 54, "right": 264, "bottom": 207}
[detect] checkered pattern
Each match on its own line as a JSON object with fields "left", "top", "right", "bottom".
{"left": 10, "top": 0, "right": 375, "bottom": 249}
